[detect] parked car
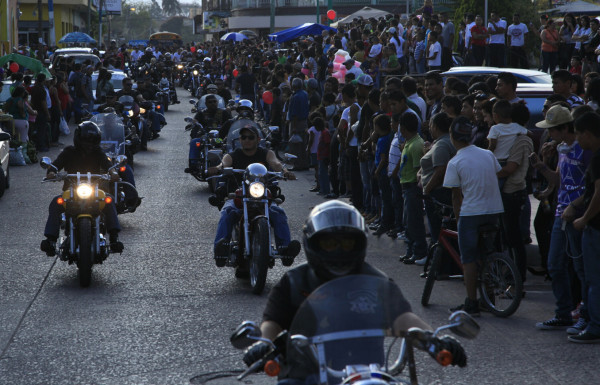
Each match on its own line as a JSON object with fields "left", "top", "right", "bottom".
{"left": 515, "top": 83, "right": 553, "bottom": 150}
{"left": 50, "top": 53, "right": 101, "bottom": 72}
{"left": 442, "top": 66, "right": 552, "bottom": 84}
{"left": 0, "top": 80, "right": 12, "bottom": 107}
{"left": 0, "top": 125, "right": 10, "bottom": 198}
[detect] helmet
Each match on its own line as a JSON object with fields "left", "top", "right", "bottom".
{"left": 164, "top": 53, "right": 172, "bottom": 60}
{"left": 302, "top": 201, "right": 368, "bottom": 281}
{"left": 74, "top": 121, "right": 102, "bottom": 150}
{"left": 238, "top": 99, "right": 253, "bottom": 110}
{"left": 145, "top": 47, "right": 153, "bottom": 54}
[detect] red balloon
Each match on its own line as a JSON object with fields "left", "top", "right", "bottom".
{"left": 262, "top": 91, "right": 274, "bottom": 105}
{"left": 233, "top": 69, "right": 239, "bottom": 77}
{"left": 190, "top": 46, "right": 196, "bottom": 53}
{"left": 327, "top": 10, "right": 336, "bottom": 20}
{"left": 9, "top": 62, "right": 19, "bottom": 73}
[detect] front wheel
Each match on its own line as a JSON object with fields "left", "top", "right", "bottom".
{"left": 479, "top": 252, "right": 523, "bottom": 317}
{"left": 249, "top": 217, "right": 270, "bottom": 295}
{"left": 77, "top": 218, "right": 94, "bottom": 287}
{"left": 421, "top": 244, "right": 443, "bottom": 306}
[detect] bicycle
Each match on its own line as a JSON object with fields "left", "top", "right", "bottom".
{"left": 421, "top": 197, "right": 523, "bottom": 317}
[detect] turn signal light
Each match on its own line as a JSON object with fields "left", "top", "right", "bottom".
{"left": 436, "top": 350, "right": 453, "bottom": 366}
{"left": 196, "top": 142, "right": 201, "bottom": 147}
{"left": 104, "top": 196, "right": 113, "bottom": 204}
{"left": 57, "top": 197, "right": 64, "bottom": 205}
{"left": 119, "top": 166, "right": 126, "bottom": 172}
{"left": 264, "top": 360, "right": 280, "bottom": 377}
{"left": 156, "top": 105, "right": 161, "bottom": 109}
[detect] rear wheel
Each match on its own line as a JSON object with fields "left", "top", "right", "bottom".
{"left": 5, "top": 167, "right": 9, "bottom": 189}
{"left": 479, "top": 252, "right": 523, "bottom": 317}
{"left": 0, "top": 167, "right": 6, "bottom": 198}
{"left": 249, "top": 217, "right": 270, "bottom": 295}
{"left": 77, "top": 218, "right": 94, "bottom": 287}
{"left": 421, "top": 244, "right": 443, "bottom": 306}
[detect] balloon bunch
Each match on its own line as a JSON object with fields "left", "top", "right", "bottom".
{"left": 330, "top": 50, "right": 361, "bottom": 84}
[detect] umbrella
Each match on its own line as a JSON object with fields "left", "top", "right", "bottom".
{"left": 58, "top": 32, "right": 97, "bottom": 44}
{"left": 0, "top": 53, "right": 52, "bottom": 79}
{"left": 268, "top": 23, "right": 336, "bottom": 43}
{"left": 239, "top": 30, "right": 257, "bottom": 37}
{"left": 220, "top": 32, "right": 248, "bottom": 42}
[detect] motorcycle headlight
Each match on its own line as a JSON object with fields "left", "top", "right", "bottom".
{"left": 249, "top": 182, "right": 265, "bottom": 198}
{"left": 140, "top": 107, "right": 146, "bottom": 114}
{"left": 128, "top": 110, "right": 134, "bottom": 117}
{"left": 177, "top": 64, "right": 183, "bottom": 69}
{"left": 193, "top": 70, "right": 199, "bottom": 75}
{"left": 76, "top": 184, "right": 94, "bottom": 199}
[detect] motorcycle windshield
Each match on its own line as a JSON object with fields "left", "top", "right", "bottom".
{"left": 91, "top": 113, "right": 126, "bottom": 157}
{"left": 226, "top": 119, "right": 264, "bottom": 152}
{"left": 286, "top": 275, "right": 404, "bottom": 380}
{"left": 198, "top": 94, "right": 225, "bottom": 110}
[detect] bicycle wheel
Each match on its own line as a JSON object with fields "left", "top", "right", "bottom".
{"left": 421, "top": 244, "right": 443, "bottom": 306}
{"left": 478, "top": 252, "right": 523, "bottom": 317}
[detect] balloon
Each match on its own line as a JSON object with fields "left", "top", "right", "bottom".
{"left": 9, "top": 62, "right": 19, "bottom": 73}
{"left": 354, "top": 61, "right": 361, "bottom": 68}
{"left": 262, "top": 90, "right": 274, "bottom": 105}
{"left": 333, "top": 62, "right": 342, "bottom": 71}
{"left": 233, "top": 69, "right": 239, "bottom": 77}
{"left": 327, "top": 10, "right": 336, "bottom": 20}
{"left": 334, "top": 55, "right": 345, "bottom": 63}
{"left": 190, "top": 46, "right": 196, "bottom": 53}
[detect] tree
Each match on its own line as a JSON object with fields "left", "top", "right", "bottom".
{"left": 160, "top": 17, "right": 184, "bottom": 35}
{"left": 162, "top": 0, "right": 182, "bottom": 16}
{"left": 151, "top": 0, "right": 164, "bottom": 19}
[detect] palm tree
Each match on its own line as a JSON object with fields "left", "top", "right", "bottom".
{"left": 161, "top": 0, "right": 182, "bottom": 16}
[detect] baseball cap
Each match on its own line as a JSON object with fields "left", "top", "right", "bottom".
{"left": 535, "top": 105, "right": 573, "bottom": 128}
{"left": 388, "top": 27, "right": 397, "bottom": 33}
{"left": 356, "top": 74, "right": 374, "bottom": 86}
{"left": 342, "top": 58, "right": 355, "bottom": 66}
{"left": 239, "top": 124, "right": 260, "bottom": 137}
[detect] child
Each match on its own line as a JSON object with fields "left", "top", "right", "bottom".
{"left": 316, "top": 116, "right": 331, "bottom": 195}
{"left": 569, "top": 56, "right": 582, "bottom": 75}
{"left": 487, "top": 99, "right": 528, "bottom": 161}
{"left": 307, "top": 113, "right": 323, "bottom": 192}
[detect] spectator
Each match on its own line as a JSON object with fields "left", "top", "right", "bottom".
{"left": 307, "top": 114, "right": 323, "bottom": 192}
{"left": 552, "top": 70, "right": 585, "bottom": 108}
{"left": 30, "top": 73, "right": 51, "bottom": 152}
{"left": 372, "top": 114, "right": 394, "bottom": 236}
{"left": 441, "top": 95, "right": 462, "bottom": 119}
{"left": 507, "top": 13, "right": 529, "bottom": 69}
{"left": 426, "top": 31, "right": 442, "bottom": 71}
{"left": 316, "top": 116, "right": 331, "bottom": 196}
{"left": 495, "top": 72, "right": 522, "bottom": 103}
{"left": 414, "top": 29, "right": 427, "bottom": 74}
{"left": 5, "top": 86, "right": 29, "bottom": 142}
{"left": 488, "top": 11, "right": 507, "bottom": 67}
{"left": 288, "top": 77, "right": 310, "bottom": 169}
{"left": 559, "top": 13, "right": 577, "bottom": 70}
{"left": 540, "top": 19, "right": 560, "bottom": 74}
{"left": 440, "top": 12, "right": 455, "bottom": 70}
{"left": 469, "top": 15, "right": 488, "bottom": 66}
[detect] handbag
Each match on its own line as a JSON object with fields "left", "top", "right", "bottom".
{"left": 9, "top": 146, "right": 26, "bottom": 166}
{"left": 59, "top": 116, "right": 70, "bottom": 135}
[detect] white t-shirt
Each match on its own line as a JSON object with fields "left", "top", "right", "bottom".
{"left": 408, "top": 93, "right": 427, "bottom": 122}
{"left": 369, "top": 43, "right": 383, "bottom": 58}
{"left": 487, "top": 122, "right": 528, "bottom": 160}
{"left": 507, "top": 23, "right": 529, "bottom": 47}
{"left": 443, "top": 145, "right": 504, "bottom": 216}
{"left": 347, "top": 66, "right": 364, "bottom": 78}
{"left": 428, "top": 41, "right": 442, "bottom": 67}
{"left": 341, "top": 103, "right": 361, "bottom": 147}
{"left": 465, "top": 21, "right": 476, "bottom": 47}
{"left": 308, "top": 126, "right": 320, "bottom": 154}
{"left": 488, "top": 19, "right": 507, "bottom": 44}
{"left": 390, "top": 36, "right": 405, "bottom": 58}
{"left": 388, "top": 133, "right": 402, "bottom": 177}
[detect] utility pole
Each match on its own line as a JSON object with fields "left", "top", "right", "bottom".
{"left": 49, "top": 0, "right": 56, "bottom": 46}
{"left": 99, "top": 0, "right": 104, "bottom": 47}
{"left": 88, "top": 0, "right": 91, "bottom": 36}
{"left": 316, "top": 0, "right": 319, "bottom": 24}
{"left": 270, "top": 0, "right": 275, "bottom": 33}
{"left": 37, "top": 0, "right": 43, "bottom": 44}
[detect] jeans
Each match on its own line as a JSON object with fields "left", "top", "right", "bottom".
{"left": 547, "top": 217, "right": 587, "bottom": 320}
{"left": 214, "top": 200, "right": 291, "bottom": 248}
{"left": 348, "top": 147, "right": 363, "bottom": 210}
{"left": 360, "top": 160, "right": 374, "bottom": 214}
{"left": 402, "top": 183, "right": 427, "bottom": 257}
{"left": 501, "top": 189, "right": 529, "bottom": 281}
{"left": 489, "top": 44, "right": 505, "bottom": 67}
{"left": 472, "top": 45, "right": 486, "bottom": 66}
{"left": 542, "top": 51, "right": 559, "bottom": 74}
{"left": 582, "top": 226, "right": 600, "bottom": 335}
{"left": 44, "top": 195, "right": 121, "bottom": 239}
{"left": 416, "top": 60, "right": 426, "bottom": 74}
{"left": 390, "top": 176, "right": 403, "bottom": 231}
{"left": 424, "top": 188, "right": 452, "bottom": 244}
{"left": 34, "top": 113, "right": 50, "bottom": 151}
{"left": 378, "top": 168, "right": 393, "bottom": 229}
{"left": 510, "top": 46, "right": 529, "bottom": 69}
{"left": 318, "top": 158, "right": 330, "bottom": 195}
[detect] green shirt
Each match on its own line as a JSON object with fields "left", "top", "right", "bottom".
{"left": 387, "top": 54, "right": 399, "bottom": 69}
{"left": 400, "top": 134, "right": 424, "bottom": 183}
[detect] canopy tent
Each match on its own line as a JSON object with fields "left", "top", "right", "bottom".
{"left": 268, "top": 23, "right": 337, "bottom": 43}
{"left": 0, "top": 54, "right": 52, "bottom": 79}
{"left": 58, "top": 32, "right": 97, "bottom": 44}
{"left": 543, "top": 0, "right": 600, "bottom": 16}
{"left": 331, "top": 7, "right": 392, "bottom": 28}
{"left": 221, "top": 32, "right": 248, "bottom": 42}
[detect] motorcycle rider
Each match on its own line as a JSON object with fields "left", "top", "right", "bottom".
{"left": 242, "top": 201, "right": 467, "bottom": 383}
{"left": 218, "top": 99, "right": 256, "bottom": 139}
{"left": 40, "top": 121, "right": 124, "bottom": 256}
{"left": 138, "top": 76, "right": 160, "bottom": 102}
{"left": 214, "top": 78, "right": 233, "bottom": 104}
{"left": 185, "top": 93, "right": 232, "bottom": 173}
{"left": 208, "top": 124, "right": 301, "bottom": 266}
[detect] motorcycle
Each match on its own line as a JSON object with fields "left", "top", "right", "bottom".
{"left": 118, "top": 95, "right": 144, "bottom": 157}
{"left": 214, "top": 162, "right": 294, "bottom": 294}
{"left": 40, "top": 156, "right": 127, "bottom": 287}
{"left": 227, "top": 275, "right": 480, "bottom": 385}
{"left": 90, "top": 113, "right": 140, "bottom": 214}
{"left": 155, "top": 86, "right": 170, "bottom": 112}
{"left": 189, "top": 94, "right": 226, "bottom": 114}
{"left": 184, "top": 117, "right": 224, "bottom": 192}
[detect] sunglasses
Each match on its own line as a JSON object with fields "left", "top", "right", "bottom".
{"left": 241, "top": 135, "right": 256, "bottom": 140}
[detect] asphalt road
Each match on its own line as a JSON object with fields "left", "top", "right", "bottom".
{"left": 0, "top": 89, "right": 598, "bottom": 385}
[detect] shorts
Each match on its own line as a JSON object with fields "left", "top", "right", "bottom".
{"left": 457, "top": 214, "right": 500, "bottom": 264}
{"left": 310, "top": 152, "right": 318, "bottom": 167}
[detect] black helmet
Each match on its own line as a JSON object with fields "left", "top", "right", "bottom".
{"left": 74, "top": 121, "right": 102, "bottom": 150}
{"left": 302, "top": 201, "right": 368, "bottom": 281}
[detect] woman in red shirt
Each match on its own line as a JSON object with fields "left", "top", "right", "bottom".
{"left": 470, "top": 15, "right": 488, "bottom": 66}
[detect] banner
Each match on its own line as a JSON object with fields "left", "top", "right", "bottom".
{"left": 92, "top": 0, "right": 122, "bottom": 15}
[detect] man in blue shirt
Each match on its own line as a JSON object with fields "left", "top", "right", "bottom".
{"left": 288, "top": 78, "right": 310, "bottom": 169}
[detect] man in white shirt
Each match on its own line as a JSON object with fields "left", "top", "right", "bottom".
{"left": 488, "top": 11, "right": 507, "bottom": 67}
{"left": 402, "top": 76, "right": 427, "bottom": 122}
{"left": 343, "top": 58, "right": 364, "bottom": 78}
{"left": 507, "top": 13, "right": 529, "bottom": 69}
{"left": 443, "top": 116, "right": 504, "bottom": 316}
{"left": 464, "top": 14, "right": 476, "bottom": 52}
{"left": 426, "top": 31, "right": 442, "bottom": 70}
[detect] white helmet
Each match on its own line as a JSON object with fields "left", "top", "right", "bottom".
{"left": 238, "top": 99, "right": 253, "bottom": 110}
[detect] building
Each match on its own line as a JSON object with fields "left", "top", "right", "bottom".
{"left": 0, "top": 0, "right": 20, "bottom": 54}
{"left": 17, "top": 0, "right": 94, "bottom": 47}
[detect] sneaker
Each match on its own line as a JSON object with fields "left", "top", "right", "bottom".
{"left": 571, "top": 302, "right": 583, "bottom": 321}
{"left": 568, "top": 330, "right": 600, "bottom": 344}
{"left": 449, "top": 298, "right": 480, "bottom": 317}
{"left": 40, "top": 238, "right": 57, "bottom": 257}
{"left": 109, "top": 235, "right": 124, "bottom": 253}
{"left": 397, "top": 232, "right": 408, "bottom": 241}
{"left": 214, "top": 238, "right": 230, "bottom": 257}
{"left": 414, "top": 256, "right": 428, "bottom": 266}
{"left": 567, "top": 318, "right": 588, "bottom": 335}
{"left": 535, "top": 317, "right": 573, "bottom": 330}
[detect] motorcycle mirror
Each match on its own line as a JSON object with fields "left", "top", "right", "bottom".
{"left": 184, "top": 117, "right": 195, "bottom": 123}
{"left": 222, "top": 167, "right": 233, "bottom": 176}
{"left": 115, "top": 155, "right": 128, "bottom": 167}
{"left": 209, "top": 129, "right": 219, "bottom": 136}
{"left": 290, "top": 335, "right": 319, "bottom": 368}
{"left": 268, "top": 126, "right": 279, "bottom": 132}
{"left": 230, "top": 321, "right": 262, "bottom": 350}
{"left": 448, "top": 311, "right": 480, "bottom": 340}
{"left": 189, "top": 99, "right": 197, "bottom": 105}
{"left": 283, "top": 153, "right": 298, "bottom": 163}
{"left": 40, "top": 157, "right": 55, "bottom": 170}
